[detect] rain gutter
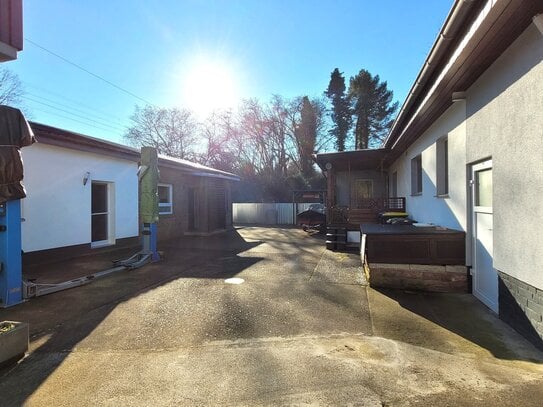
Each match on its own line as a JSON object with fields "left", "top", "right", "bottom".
{"left": 383, "top": 0, "right": 482, "bottom": 150}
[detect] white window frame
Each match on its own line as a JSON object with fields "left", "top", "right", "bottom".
{"left": 158, "top": 183, "right": 173, "bottom": 215}
{"left": 91, "top": 181, "right": 116, "bottom": 248}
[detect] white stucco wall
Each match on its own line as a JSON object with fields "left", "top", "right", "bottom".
{"left": 20, "top": 143, "right": 139, "bottom": 252}
{"left": 389, "top": 101, "right": 467, "bottom": 233}
{"left": 465, "top": 23, "right": 543, "bottom": 289}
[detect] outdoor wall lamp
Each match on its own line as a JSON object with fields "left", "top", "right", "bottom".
{"left": 83, "top": 171, "right": 91, "bottom": 186}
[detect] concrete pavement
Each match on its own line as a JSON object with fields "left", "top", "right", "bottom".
{"left": 0, "top": 226, "right": 542, "bottom": 406}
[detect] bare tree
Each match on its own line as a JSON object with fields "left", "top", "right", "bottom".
{"left": 199, "top": 109, "right": 239, "bottom": 172}
{"left": 124, "top": 105, "right": 198, "bottom": 159}
{"left": 0, "top": 67, "right": 24, "bottom": 106}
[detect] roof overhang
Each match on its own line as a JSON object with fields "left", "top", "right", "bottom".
{"left": 384, "top": 0, "right": 543, "bottom": 161}
{"left": 314, "top": 149, "right": 390, "bottom": 172}
{"left": 0, "top": 0, "right": 23, "bottom": 62}
{"left": 31, "top": 122, "right": 240, "bottom": 181}
{"left": 31, "top": 122, "right": 140, "bottom": 162}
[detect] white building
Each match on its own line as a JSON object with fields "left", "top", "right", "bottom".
{"left": 21, "top": 123, "right": 239, "bottom": 265}
{"left": 388, "top": 2, "right": 543, "bottom": 349}
{"left": 317, "top": 1, "right": 543, "bottom": 350}
{"left": 21, "top": 124, "right": 141, "bottom": 260}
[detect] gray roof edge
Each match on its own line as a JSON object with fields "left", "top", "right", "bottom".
{"left": 30, "top": 121, "right": 239, "bottom": 180}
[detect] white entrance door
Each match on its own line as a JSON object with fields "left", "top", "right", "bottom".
{"left": 91, "top": 182, "right": 114, "bottom": 247}
{"left": 471, "top": 160, "right": 497, "bottom": 313}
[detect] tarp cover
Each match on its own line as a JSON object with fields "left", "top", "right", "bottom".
{"left": 0, "top": 105, "right": 35, "bottom": 204}
{"left": 140, "top": 146, "right": 159, "bottom": 223}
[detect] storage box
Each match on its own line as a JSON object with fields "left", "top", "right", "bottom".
{"left": 0, "top": 321, "right": 29, "bottom": 367}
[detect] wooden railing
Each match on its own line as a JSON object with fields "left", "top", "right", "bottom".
{"left": 329, "top": 197, "right": 406, "bottom": 226}
{"left": 350, "top": 197, "right": 405, "bottom": 211}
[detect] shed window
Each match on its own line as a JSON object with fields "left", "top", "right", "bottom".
{"left": 158, "top": 184, "right": 173, "bottom": 215}
{"left": 436, "top": 137, "right": 449, "bottom": 196}
{"left": 411, "top": 155, "right": 422, "bottom": 195}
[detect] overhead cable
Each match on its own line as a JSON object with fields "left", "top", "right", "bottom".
{"left": 25, "top": 38, "right": 156, "bottom": 106}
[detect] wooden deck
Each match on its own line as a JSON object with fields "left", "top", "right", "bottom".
{"left": 328, "top": 197, "right": 406, "bottom": 229}
{"left": 361, "top": 223, "right": 466, "bottom": 265}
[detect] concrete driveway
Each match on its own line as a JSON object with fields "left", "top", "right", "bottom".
{"left": 1, "top": 226, "right": 542, "bottom": 406}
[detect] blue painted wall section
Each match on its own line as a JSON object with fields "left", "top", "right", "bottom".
{"left": 150, "top": 223, "right": 159, "bottom": 262}
{"left": 0, "top": 200, "right": 23, "bottom": 307}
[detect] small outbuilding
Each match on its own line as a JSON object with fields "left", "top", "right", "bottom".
{"left": 21, "top": 123, "right": 239, "bottom": 265}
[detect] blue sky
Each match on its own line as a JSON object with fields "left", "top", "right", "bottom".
{"left": 7, "top": 0, "right": 453, "bottom": 144}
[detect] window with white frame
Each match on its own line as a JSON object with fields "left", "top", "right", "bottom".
{"left": 411, "top": 154, "right": 422, "bottom": 195}
{"left": 158, "top": 184, "right": 173, "bottom": 215}
{"left": 436, "top": 137, "right": 449, "bottom": 196}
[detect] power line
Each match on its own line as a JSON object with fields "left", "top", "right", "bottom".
{"left": 22, "top": 95, "right": 127, "bottom": 133}
{"left": 25, "top": 91, "right": 125, "bottom": 126}
{"left": 27, "top": 100, "right": 127, "bottom": 134}
{"left": 24, "top": 82, "right": 127, "bottom": 122}
{"left": 25, "top": 37, "right": 156, "bottom": 106}
{"left": 31, "top": 106, "right": 125, "bottom": 136}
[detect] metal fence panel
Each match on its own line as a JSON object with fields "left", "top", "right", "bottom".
{"left": 276, "top": 203, "right": 294, "bottom": 224}
{"left": 233, "top": 203, "right": 316, "bottom": 225}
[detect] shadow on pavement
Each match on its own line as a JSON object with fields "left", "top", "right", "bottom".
{"left": 0, "top": 228, "right": 263, "bottom": 405}
{"left": 373, "top": 287, "right": 543, "bottom": 363}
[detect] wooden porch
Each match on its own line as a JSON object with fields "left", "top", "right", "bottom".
{"left": 327, "top": 197, "right": 406, "bottom": 229}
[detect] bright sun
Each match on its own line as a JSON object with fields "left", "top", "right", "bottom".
{"left": 182, "top": 57, "right": 240, "bottom": 118}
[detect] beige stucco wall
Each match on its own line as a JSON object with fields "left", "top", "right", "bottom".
{"left": 465, "top": 23, "right": 543, "bottom": 290}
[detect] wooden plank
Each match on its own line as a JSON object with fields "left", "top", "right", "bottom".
{"left": 363, "top": 227, "right": 466, "bottom": 265}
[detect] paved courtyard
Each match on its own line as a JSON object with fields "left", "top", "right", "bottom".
{"left": 1, "top": 226, "right": 542, "bottom": 406}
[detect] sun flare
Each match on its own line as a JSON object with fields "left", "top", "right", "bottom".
{"left": 182, "top": 57, "right": 240, "bottom": 118}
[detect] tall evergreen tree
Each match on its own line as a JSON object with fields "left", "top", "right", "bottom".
{"left": 349, "top": 69, "right": 398, "bottom": 149}
{"left": 325, "top": 68, "right": 351, "bottom": 151}
{"left": 294, "top": 96, "right": 317, "bottom": 178}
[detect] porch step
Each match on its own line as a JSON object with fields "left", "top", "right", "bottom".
{"left": 326, "top": 227, "right": 347, "bottom": 251}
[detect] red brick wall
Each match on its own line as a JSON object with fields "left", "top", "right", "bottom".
{"left": 154, "top": 166, "right": 234, "bottom": 241}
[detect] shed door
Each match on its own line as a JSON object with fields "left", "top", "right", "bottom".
{"left": 212, "top": 187, "right": 226, "bottom": 230}
{"left": 470, "top": 160, "right": 497, "bottom": 312}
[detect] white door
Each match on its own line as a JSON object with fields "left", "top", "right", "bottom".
{"left": 91, "top": 182, "right": 114, "bottom": 247}
{"left": 470, "top": 160, "right": 497, "bottom": 312}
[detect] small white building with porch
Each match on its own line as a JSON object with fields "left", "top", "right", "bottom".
{"left": 317, "top": 1, "right": 543, "bottom": 350}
